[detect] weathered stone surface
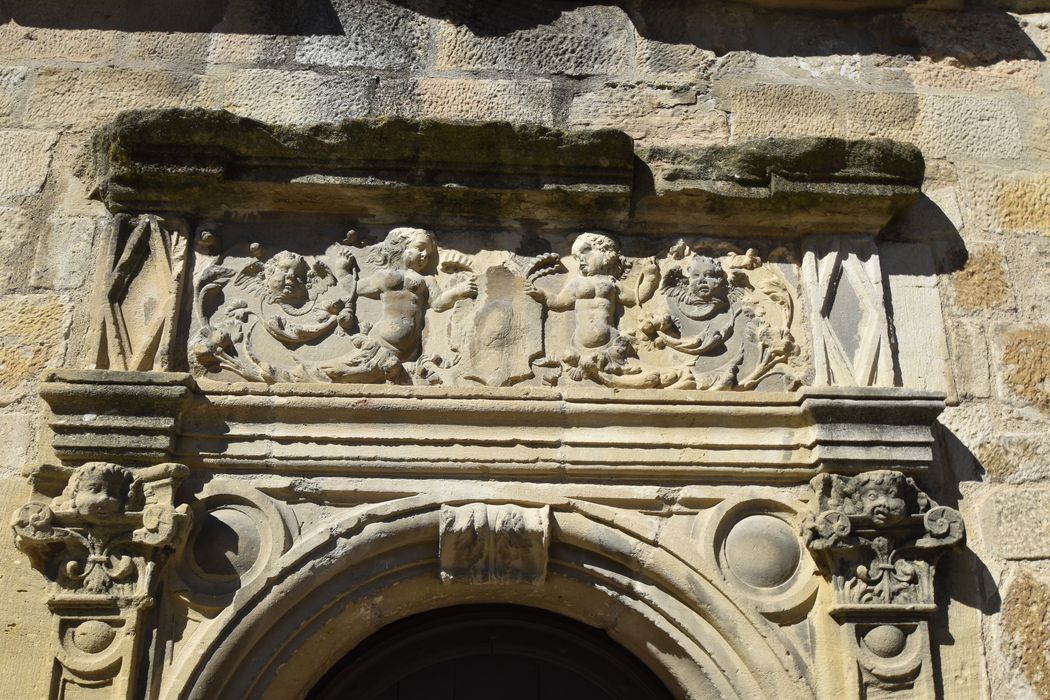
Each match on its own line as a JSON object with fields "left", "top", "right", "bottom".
{"left": 999, "top": 326, "right": 1050, "bottom": 414}
{"left": 0, "top": 67, "right": 27, "bottom": 118}
{"left": 846, "top": 91, "right": 919, "bottom": 141}
{"left": 25, "top": 69, "right": 211, "bottom": 128}
{"left": 569, "top": 84, "right": 728, "bottom": 145}
{"left": 995, "top": 174, "right": 1050, "bottom": 234}
{"left": 294, "top": 1, "right": 429, "bottom": 70}
{"left": 1001, "top": 570, "right": 1050, "bottom": 699}
{"left": 905, "top": 58, "right": 1043, "bottom": 97}
{"left": 0, "top": 130, "right": 57, "bottom": 199}
{"left": 946, "top": 321, "right": 991, "bottom": 400}
{"left": 0, "top": 413, "right": 32, "bottom": 476}
{"left": 29, "top": 217, "right": 96, "bottom": 291}
{"left": 0, "top": 207, "right": 32, "bottom": 291}
{"left": 977, "top": 435, "right": 1050, "bottom": 483}
{"left": 0, "top": 23, "right": 118, "bottom": 62}
{"left": 208, "top": 33, "right": 296, "bottom": 66}
{"left": 0, "top": 294, "right": 66, "bottom": 399}
{"left": 951, "top": 245, "right": 1012, "bottom": 310}
{"left": 916, "top": 95, "right": 1023, "bottom": 160}
{"left": 435, "top": 6, "right": 632, "bottom": 77}
{"left": 729, "top": 85, "right": 843, "bottom": 140}
{"left": 124, "top": 32, "right": 210, "bottom": 68}
{"left": 375, "top": 78, "right": 555, "bottom": 125}
{"left": 221, "top": 69, "right": 372, "bottom": 125}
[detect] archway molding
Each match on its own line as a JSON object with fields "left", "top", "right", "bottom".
{"left": 168, "top": 495, "right": 815, "bottom": 700}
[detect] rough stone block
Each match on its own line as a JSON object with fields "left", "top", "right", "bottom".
{"left": 0, "top": 208, "right": 32, "bottom": 291}
{"left": 0, "top": 294, "right": 67, "bottom": 400}
{"left": 950, "top": 244, "right": 1013, "bottom": 310}
{"left": 905, "top": 58, "right": 1043, "bottom": 97}
{"left": 0, "top": 413, "right": 31, "bottom": 475}
{"left": 0, "top": 23, "right": 117, "bottom": 62}
{"left": 0, "top": 67, "right": 27, "bottom": 118}
{"left": 916, "top": 95, "right": 1023, "bottom": 160}
{"left": 977, "top": 435, "right": 1050, "bottom": 483}
{"left": 569, "top": 84, "right": 728, "bottom": 145}
{"left": 124, "top": 31, "right": 210, "bottom": 67}
{"left": 25, "top": 69, "right": 211, "bottom": 128}
{"left": 435, "top": 6, "right": 632, "bottom": 77}
{"left": 946, "top": 321, "right": 991, "bottom": 400}
{"left": 998, "top": 325, "right": 1050, "bottom": 414}
{"left": 0, "top": 130, "right": 57, "bottom": 199}
{"left": 995, "top": 174, "right": 1050, "bottom": 234}
{"left": 846, "top": 91, "right": 918, "bottom": 141}
{"left": 1001, "top": 235, "right": 1050, "bottom": 321}
{"left": 375, "top": 78, "right": 554, "bottom": 125}
{"left": 294, "top": 1, "right": 429, "bottom": 70}
{"left": 1001, "top": 569, "right": 1050, "bottom": 700}
{"left": 221, "top": 69, "right": 372, "bottom": 125}
{"left": 981, "top": 488, "right": 1050, "bottom": 559}
{"left": 0, "top": 476, "right": 53, "bottom": 699}
{"left": 208, "top": 34, "right": 296, "bottom": 66}
{"left": 29, "top": 217, "right": 97, "bottom": 291}
{"left": 729, "top": 84, "right": 842, "bottom": 140}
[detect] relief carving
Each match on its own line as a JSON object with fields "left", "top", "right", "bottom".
{"left": 803, "top": 470, "right": 964, "bottom": 609}
{"left": 438, "top": 503, "right": 550, "bottom": 585}
{"left": 190, "top": 227, "right": 805, "bottom": 390}
{"left": 11, "top": 462, "right": 191, "bottom": 699}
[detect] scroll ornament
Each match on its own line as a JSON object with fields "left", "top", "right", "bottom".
{"left": 803, "top": 470, "right": 964, "bottom": 608}
{"left": 11, "top": 462, "right": 191, "bottom": 596}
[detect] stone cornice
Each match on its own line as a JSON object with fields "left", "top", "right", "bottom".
{"left": 39, "top": 369, "right": 944, "bottom": 483}
{"left": 89, "top": 109, "right": 924, "bottom": 237}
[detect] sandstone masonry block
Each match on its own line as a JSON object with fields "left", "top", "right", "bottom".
{"left": 25, "top": 69, "right": 212, "bottom": 128}
{"left": 0, "top": 294, "right": 66, "bottom": 399}
{"left": 977, "top": 435, "right": 1050, "bottom": 483}
{"left": 916, "top": 95, "right": 1023, "bottom": 160}
{"left": 294, "top": 1, "right": 430, "bottom": 71}
{"left": 375, "top": 78, "right": 554, "bottom": 125}
{"left": 0, "top": 208, "right": 32, "bottom": 292}
{"left": 0, "top": 413, "right": 31, "bottom": 476}
{"left": 1001, "top": 570, "right": 1050, "bottom": 700}
{"left": 208, "top": 34, "right": 296, "bottom": 66}
{"left": 905, "top": 58, "right": 1043, "bottom": 97}
{"left": 569, "top": 85, "right": 728, "bottom": 145}
{"left": 951, "top": 245, "right": 1012, "bottom": 310}
{"left": 995, "top": 174, "right": 1050, "bottom": 234}
{"left": 946, "top": 320, "right": 991, "bottom": 400}
{"left": 0, "top": 23, "right": 117, "bottom": 62}
{"left": 729, "top": 84, "right": 842, "bottom": 140}
{"left": 0, "top": 67, "right": 27, "bottom": 118}
{"left": 435, "top": 6, "right": 632, "bottom": 77}
{"left": 221, "top": 69, "right": 372, "bottom": 125}
{"left": 124, "top": 32, "right": 210, "bottom": 68}
{"left": 846, "top": 91, "right": 918, "bottom": 140}
{"left": 30, "top": 217, "right": 96, "bottom": 291}
{"left": 1001, "top": 235, "right": 1050, "bottom": 321}
{"left": 999, "top": 325, "right": 1050, "bottom": 414}
{"left": 0, "top": 130, "right": 57, "bottom": 199}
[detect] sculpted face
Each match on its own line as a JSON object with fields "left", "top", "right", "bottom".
{"left": 265, "top": 252, "right": 309, "bottom": 304}
{"left": 572, "top": 233, "right": 618, "bottom": 277}
{"left": 401, "top": 232, "right": 435, "bottom": 273}
{"left": 71, "top": 468, "right": 128, "bottom": 521}
{"left": 855, "top": 475, "right": 907, "bottom": 527}
{"left": 686, "top": 257, "right": 729, "bottom": 304}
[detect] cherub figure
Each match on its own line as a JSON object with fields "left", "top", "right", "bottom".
{"left": 51, "top": 463, "right": 134, "bottom": 525}
{"left": 525, "top": 232, "right": 658, "bottom": 383}
{"left": 296, "top": 227, "right": 476, "bottom": 383}
{"left": 238, "top": 249, "right": 357, "bottom": 346}
{"left": 358, "top": 227, "right": 477, "bottom": 362}
{"left": 837, "top": 470, "right": 918, "bottom": 528}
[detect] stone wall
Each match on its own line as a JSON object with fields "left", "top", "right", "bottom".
{"left": 0, "top": 1, "right": 1048, "bottom": 698}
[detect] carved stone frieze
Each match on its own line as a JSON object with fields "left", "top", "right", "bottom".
{"left": 190, "top": 228, "right": 805, "bottom": 391}
{"left": 438, "top": 503, "right": 550, "bottom": 584}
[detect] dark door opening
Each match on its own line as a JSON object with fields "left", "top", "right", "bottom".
{"left": 307, "top": 604, "right": 674, "bottom": 700}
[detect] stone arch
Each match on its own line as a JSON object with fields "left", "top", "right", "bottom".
{"left": 169, "top": 495, "right": 816, "bottom": 700}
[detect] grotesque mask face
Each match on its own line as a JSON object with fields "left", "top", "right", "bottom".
{"left": 265, "top": 252, "right": 309, "bottom": 304}
{"left": 855, "top": 476, "right": 907, "bottom": 527}
{"left": 686, "top": 257, "right": 729, "bottom": 304}
{"left": 401, "top": 233, "right": 435, "bottom": 273}
{"left": 71, "top": 469, "right": 128, "bottom": 522}
{"left": 572, "top": 234, "right": 617, "bottom": 277}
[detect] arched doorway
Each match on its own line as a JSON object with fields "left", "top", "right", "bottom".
{"left": 308, "top": 605, "right": 673, "bottom": 700}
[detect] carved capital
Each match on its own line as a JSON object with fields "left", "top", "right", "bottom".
{"left": 438, "top": 503, "right": 550, "bottom": 585}
{"left": 803, "top": 469, "right": 964, "bottom": 612}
